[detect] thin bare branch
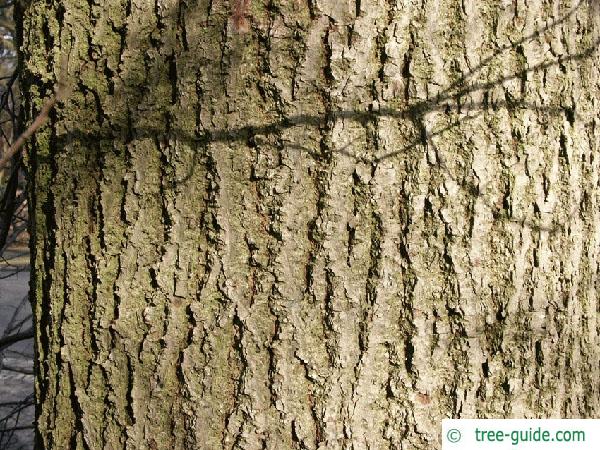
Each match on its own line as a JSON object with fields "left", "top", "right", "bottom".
{"left": 0, "top": 328, "right": 33, "bottom": 352}
{"left": 0, "top": 93, "right": 59, "bottom": 170}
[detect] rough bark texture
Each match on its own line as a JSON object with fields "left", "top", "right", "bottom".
{"left": 19, "top": 0, "right": 600, "bottom": 448}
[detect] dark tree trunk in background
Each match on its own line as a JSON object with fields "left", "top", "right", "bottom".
{"left": 18, "top": 0, "right": 600, "bottom": 448}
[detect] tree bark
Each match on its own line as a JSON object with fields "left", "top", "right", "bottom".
{"left": 18, "top": 0, "right": 600, "bottom": 448}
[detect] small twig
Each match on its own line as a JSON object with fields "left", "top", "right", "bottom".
{"left": 0, "top": 91, "right": 61, "bottom": 170}
{"left": 1, "top": 294, "right": 31, "bottom": 335}
{"left": 0, "top": 364, "right": 34, "bottom": 375}
{"left": 0, "top": 267, "right": 27, "bottom": 279}
{"left": 0, "top": 424, "right": 34, "bottom": 432}
{"left": 0, "top": 402, "right": 28, "bottom": 407}
{"left": 4, "top": 315, "right": 33, "bottom": 338}
{"left": 0, "top": 328, "right": 33, "bottom": 352}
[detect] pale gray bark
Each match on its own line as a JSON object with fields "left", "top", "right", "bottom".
{"left": 18, "top": 0, "right": 600, "bottom": 448}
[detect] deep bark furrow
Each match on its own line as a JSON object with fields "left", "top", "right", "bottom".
{"left": 18, "top": 0, "right": 600, "bottom": 448}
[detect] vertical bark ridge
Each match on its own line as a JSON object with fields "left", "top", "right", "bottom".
{"left": 19, "top": 0, "right": 600, "bottom": 448}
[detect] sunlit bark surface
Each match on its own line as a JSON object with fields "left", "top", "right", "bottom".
{"left": 19, "top": 0, "right": 600, "bottom": 448}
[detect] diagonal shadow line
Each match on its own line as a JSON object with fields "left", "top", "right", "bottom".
{"left": 286, "top": 98, "right": 582, "bottom": 236}
{"left": 279, "top": 104, "right": 577, "bottom": 236}
{"left": 435, "top": 0, "right": 586, "bottom": 101}
{"left": 281, "top": 110, "right": 484, "bottom": 164}
{"left": 129, "top": 93, "right": 586, "bottom": 158}
{"left": 175, "top": 34, "right": 599, "bottom": 148}
{"left": 44, "top": 1, "right": 599, "bottom": 155}
{"left": 41, "top": 0, "right": 597, "bottom": 173}
{"left": 56, "top": 89, "right": 585, "bottom": 197}
{"left": 14, "top": 0, "right": 597, "bottom": 431}
{"left": 372, "top": 100, "right": 577, "bottom": 164}
{"left": 449, "top": 36, "right": 600, "bottom": 100}
{"left": 42, "top": 0, "right": 599, "bottom": 214}
{"left": 65, "top": 95, "right": 573, "bottom": 192}
{"left": 401, "top": 34, "right": 600, "bottom": 121}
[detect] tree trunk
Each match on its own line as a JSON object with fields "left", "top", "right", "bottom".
{"left": 18, "top": 0, "right": 600, "bottom": 448}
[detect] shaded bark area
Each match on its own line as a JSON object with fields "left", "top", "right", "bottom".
{"left": 19, "top": 0, "right": 600, "bottom": 448}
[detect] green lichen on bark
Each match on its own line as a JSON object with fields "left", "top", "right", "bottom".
{"left": 19, "top": 0, "right": 600, "bottom": 449}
